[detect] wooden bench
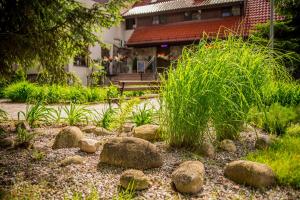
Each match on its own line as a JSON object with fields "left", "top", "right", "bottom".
{"left": 118, "top": 80, "right": 161, "bottom": 95}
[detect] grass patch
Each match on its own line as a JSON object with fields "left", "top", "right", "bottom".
{"left": 247, "top": 135, "right": 300, "bottom": 188}
{"left": 160, "top": 36, "right": 290, "bottom": 147}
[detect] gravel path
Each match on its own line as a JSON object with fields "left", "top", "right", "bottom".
{"left": 0, "top": 99, "right": 160, "bottom": 120}
{"left": 0, "top": 127, "right": 299, "bottom": 200}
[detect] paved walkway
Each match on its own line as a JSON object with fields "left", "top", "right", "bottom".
{"left": 0, "top": 99, "right": 159, "bottom": 120}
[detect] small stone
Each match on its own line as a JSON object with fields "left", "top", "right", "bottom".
{"left": 94, "top": 127, "right": 113, "bottom": 136}
{"left": 123, "top": 123, "right": 135, "bottom": 133}
{"left": 224, "top": 160, "right": 276, "bottom": 188}
{"left": 199, "top": 142, "right": 215, "bottom": 158}
{"left": 81, "top": 125, "right": 96, "bottom": 133}
{"left": 255, "top": 134, "right": 275, "bottom": 149}
{"left": 78, "top": 138, "right": 99, "bottom": 153}
{"left": 120, "top": 169, "right": 151, "bottom": 190}
{"left": 133, "top": 124, "right": 160, "bottom": 141}
{"left": 172, "top": 161, "right": 205, "bottom": 194}
{"left": 220, "top": 139, "right": 237, "bottom": 152}
{"left": 52, "top": 126, "right": 84, "bottom": 149}
{"left": 60, "top": 155, "right": 84, "bottom": 166}
{"left": 0, "top": 137, "right": 15, "bottom": 149}
{"left": 0, "top": 122, "right": 16, "bottom": 133}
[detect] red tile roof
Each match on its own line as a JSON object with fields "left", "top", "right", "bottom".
{"left": 127, "top": 0, "right": 283, "bottom": 46}
{"left": 127, "top": 17, "right": 242, "bottom": 45}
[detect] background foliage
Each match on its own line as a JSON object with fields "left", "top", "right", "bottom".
{"left": 0, "top": 0, "right": 134, "bottom": 84}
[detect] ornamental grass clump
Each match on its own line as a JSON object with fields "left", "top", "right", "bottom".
{"left": 160, "top": 37, "right": 289, "bottom": 147}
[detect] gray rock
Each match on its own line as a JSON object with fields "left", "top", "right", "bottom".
{"left": 224, "top": 160, "right": 276, "bottom": 188}
{"left": 133, "top": 124, "right": 160, "bottom": 141}
{"left": 81, "top": 125, "right": 96, "bottom": 133}
{"left": 52, "top": 126, "right": 84, "bottom": 149}
{"left": 199, "top": 142, "right": 215, "bottom": 158}
{"left": 123, "top": 123, "right": 135, "bottom": 133}
{"left": 172, "top": 161, "right": 205, "bottom": 194}
{"left": 78, "top": 138, "right": 99, "bottom": 153}
{"left": 255, "top": 135, "right": 275, "bottom": 149}
{"left": 220, "top": 139, "right": 237, "bottom": 152}
{"left": 0, "top": 137, "right": 15, "bottom": 149}
{"left": 120, "top": 169, "right": 151, "bottom": 190}
{"left": 60, "top": 155, "right": 85, "bottom": 166}
{"left": 94, "top": 127, "right": 113, "bottom": 136}
{"left": 99, "top": 137, "right": 163, "bottom": 169}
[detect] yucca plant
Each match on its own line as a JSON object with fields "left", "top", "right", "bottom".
{"left": 63, "top": 103, "right": 91, "bottom": 126}
{"left": 160, "top": 36, "right": 290, "bottom": 147}
{"left": 48, "top": 106, "right": 63, "bottom": 125}
{"left": 18, "top": 103, "right": 53, "bottom": 127}
{"left": 132, "top": 102, "right": 154, "bottom": 126}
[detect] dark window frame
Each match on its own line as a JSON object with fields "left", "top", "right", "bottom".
{"left": 125, "top": 18, "right": 136, "bottom": 30}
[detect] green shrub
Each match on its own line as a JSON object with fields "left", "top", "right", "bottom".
{"left": 263, "top": 81, "right": 300, "bottom": 106}
{"left": 3, "top": 81, "right": 119, "bottom": 103}
{"left": 247, "top": 135, "right": 300, "bottom": 188}
{"left": 247, "top": 103, "right": 297, "bottom": 135}
{"left": 160, "top": 37, "right": 289, "bottom": 147}
{"left": 286, "top": 124, "right": 300, "bottom": 137}
{"left": 4, "top": 81, "right": 36, "bottom": 102}
{"left": 263, "top": 103, "right": 297, "bottom": 135}
{"left": 109, "top": 98, "right": 140, "bottom": 132}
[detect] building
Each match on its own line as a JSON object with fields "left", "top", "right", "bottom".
{"left": 28, "top": 0, "right": 280, "bottom": 85}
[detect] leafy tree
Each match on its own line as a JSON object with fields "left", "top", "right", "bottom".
{"left": 252, "top": 0, "right": 300, "bottom": 78}
{"left": 0, "top": 0, "right": 134, "bottom": 84}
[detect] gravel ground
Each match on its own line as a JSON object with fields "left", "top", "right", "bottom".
{"left": 0, "top": 126, "right": 299, "bottom": 200}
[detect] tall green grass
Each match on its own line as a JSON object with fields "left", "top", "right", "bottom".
{"left": 160, "top": 37, "right": 290, "bottom": 147}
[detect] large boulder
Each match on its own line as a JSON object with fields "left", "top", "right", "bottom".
{"left": 224, "top": 160, "right": 276, "bottom": 188}
{"left": 78, "top": 138, "right": 99, "bottom": 153}
{"left": 255, "top": 135, "right": 275, "bottom": 149}
{"left": 52, "top": 126, "right": 84, "bottom": 149}
{"left": 120, "top": 169, "right": 151, "bottom": 190}
{"left": 220, "top": 139, "right": 237, "bottom": 152}
{"left": 99, "top": 137, "right": 162, "bottom": 169}
{"left": 133, "top": 124, "right": 160, "bottom": 141}
{"left": 172, "top": 161, "right": 205, "bottom": 194}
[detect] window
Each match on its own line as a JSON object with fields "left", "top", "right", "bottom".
{"left": 74, "top": 55, "right": 87, "bottom": 67}
{"left": 192, "top": 11, "right": 201, "bottom": 20}
{"left": 152, "top": 15, "right": 167, "bottom": 25}
{"left": 153, "top": 16, "right": 159, "bottom": 24}
{"left": 184, "top": 12, "right": 192, "bottom": 21}
{"left": 222, "top": 7, "right": 233, "bottom": 17}
{"left": 125, "top": 18, "right": 135, "bottom": 30}
{"left": 159, "top": 15, "right": 167, "bottom": 24}
{"left": 232, "top": 6, "right": 241, "bottom": 16}
{"left": 184, "top": 11, "right": 201, "bottom": 21}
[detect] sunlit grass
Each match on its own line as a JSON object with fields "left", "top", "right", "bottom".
{"left": 160, "top": 36, "right": 290, "bottom": 147}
